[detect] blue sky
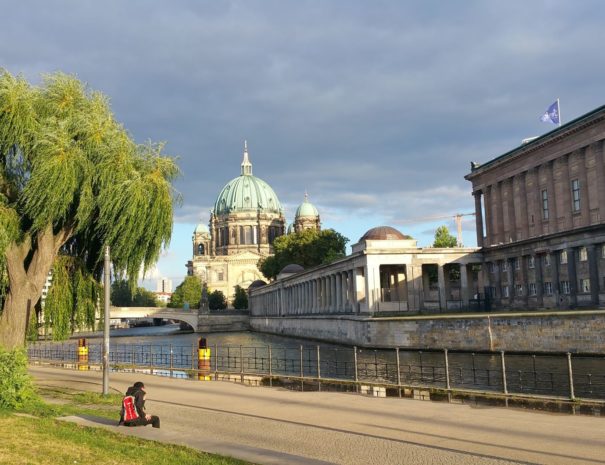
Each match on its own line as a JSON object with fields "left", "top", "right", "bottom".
{"left": 2, "top": 1, "right": 604, "bottom": 290}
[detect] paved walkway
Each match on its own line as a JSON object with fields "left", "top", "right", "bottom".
{"left": 30, "top": 366, "right": 605, "bottom": 465}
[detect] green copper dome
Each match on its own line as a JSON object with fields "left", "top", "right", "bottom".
{"left": 194, "top": 223, "right": 209, "bottom": 234}
{"left": 295, "top": 194, "right": 319, "bottom": 218}
{"left": 213, "top": 142, "right": 283, "bottom": 216}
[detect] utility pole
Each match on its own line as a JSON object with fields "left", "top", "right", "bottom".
{"left": 103, "top": 246, "right": 110, "bottom": 395}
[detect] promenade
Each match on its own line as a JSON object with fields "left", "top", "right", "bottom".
{"left": 30, "top": 365, "right": 605, "bottom": 465}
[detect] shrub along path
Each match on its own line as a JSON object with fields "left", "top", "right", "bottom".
{"left": 30, "top": 365, "right": 605, "bottom": 465}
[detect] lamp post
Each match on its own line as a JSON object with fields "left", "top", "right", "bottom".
{"left": 103, "top": 246, "right": 110, "bottom": 395}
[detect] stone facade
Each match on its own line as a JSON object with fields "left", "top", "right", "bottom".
{"left": 250, "top": 310, "right": 605, "bottom": 352}
{"left": 187, "top": 144, "right": 321, "bottom": 305}
{"left": 466, "top": 105, "right": 605, "bottom": 310}
{"left": 187, "top": 144, "right": 285, "bottom": 304}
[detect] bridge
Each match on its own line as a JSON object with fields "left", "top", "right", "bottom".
{"left": 109, "top": 306, "right": 250, "bottom": 332}
{"left": 109, "top": 306, "right": 200, "bottom": 330}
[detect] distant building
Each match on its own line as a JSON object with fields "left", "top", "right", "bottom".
{"left": 187, "top": 142, "right": 321, "bottom": 305}
{"left": 466, "top": 104, "right": 605, "bottom": 309}
{"left": 154, "top": 292, "right": 172, "bottom": 305}
{"left": 156, "top": 277, "right": 173, "bottom": 293}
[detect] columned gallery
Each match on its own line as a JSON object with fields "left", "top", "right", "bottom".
{"left": 249, "top": 227, "right": 482, "bottom": 317}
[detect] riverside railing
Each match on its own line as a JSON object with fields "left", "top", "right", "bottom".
{"left": 27, "top": 341, "right": 605, "bottom": 405}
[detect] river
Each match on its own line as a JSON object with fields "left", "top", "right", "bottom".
{"left": 28, "top": 324, "right": 603, "bottom": 405}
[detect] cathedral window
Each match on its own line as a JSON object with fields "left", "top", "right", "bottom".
{"left": 245, "top": 226, "right": 253, "bottom": 245}
{"left": 197, "top": 243, "right": 205, "bottom": 255}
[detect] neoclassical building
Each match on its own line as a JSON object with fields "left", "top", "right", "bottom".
{"left": 187, "top": 143, "right": 321, "bottom": 304}
{"left": 249, "top": 226, "right": 483, "bottom": 317}
{"left": 466, "top": 104, "right": 605, "bottom": 309}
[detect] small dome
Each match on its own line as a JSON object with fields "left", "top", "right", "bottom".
{"left": 295, "top": 196, "right": 319, "bottom": 218}
{"left": 248, "top": 279, "right": 267, "bottom": 290}
{"left": 194, "top": 223, "right": 209, "bottom": 234}
{"left": 360, "top": 226, "right": 410, "bottom": 241}
{"left": 279, "top": 264, "right": 304, "bottom": 274}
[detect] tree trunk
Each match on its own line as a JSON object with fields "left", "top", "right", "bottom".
{"left": 0, "top": 225, "right": 71, "bottom": 349}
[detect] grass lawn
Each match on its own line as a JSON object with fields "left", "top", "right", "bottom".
{"left": 0, "top": 386, "right": 254, "bottom": 465}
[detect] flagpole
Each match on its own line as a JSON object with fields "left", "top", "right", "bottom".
{"left": 557, "top": 98, "right": 561, "bottom": 127}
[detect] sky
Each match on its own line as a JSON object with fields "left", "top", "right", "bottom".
{"left": 2, "top": 1, "right": 604, "bottom": 291}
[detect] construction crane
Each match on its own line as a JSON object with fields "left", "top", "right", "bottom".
{"left": 399, "top": 212, "right": 476, "bottom": 247}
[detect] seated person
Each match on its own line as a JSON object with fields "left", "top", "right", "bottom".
{"left": 119, "top": 381, "right": 160, "bottom": 428}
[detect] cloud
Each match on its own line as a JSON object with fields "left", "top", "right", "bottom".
{"left": 3, "top": 0, "right": 604, "bottom": 281}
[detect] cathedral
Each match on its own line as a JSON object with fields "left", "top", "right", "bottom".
{"left": 187, "top": 142, "right": 321, "bottom": 305}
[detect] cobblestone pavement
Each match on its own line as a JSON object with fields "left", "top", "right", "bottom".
{"left": 30, "top": 366, "right": 605, "bottom": 465}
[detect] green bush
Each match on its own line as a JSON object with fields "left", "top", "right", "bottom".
{"left": 0, "top": 347, "right": 36, "bottom": 409}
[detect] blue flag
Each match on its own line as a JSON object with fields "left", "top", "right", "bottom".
{"left": 540, "top": 100, "right": 560, "bottom": 125}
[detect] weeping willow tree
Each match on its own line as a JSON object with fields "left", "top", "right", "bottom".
{"left": 0, "top": 70, "right": 179, "bottom": 348}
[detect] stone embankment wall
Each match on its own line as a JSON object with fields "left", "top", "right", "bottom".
{"left": 198, "top": 313, "right": 250, "bottom": 332}
{"left": 250, "top": 310, "right": 605, "bottom": 352}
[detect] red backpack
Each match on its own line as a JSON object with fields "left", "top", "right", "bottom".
{"left": 122, "top": 395, "right": 139, "bottom": 422}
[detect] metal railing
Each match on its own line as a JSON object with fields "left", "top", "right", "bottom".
{"left": 27, "top": 342, "right": 605, "bottom": 405}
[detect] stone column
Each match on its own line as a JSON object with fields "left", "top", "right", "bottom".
{"left": 587, "top": 244, "right": 600, "bottom": 306}
{"left": 437, "top": 264, "right": 446, "bottom": 311}
{"left": 546, "top": 160, "right": 559, "bottom": 233}
{"left": 460, "top": 263, "right": 470, "bottom": 308}
{"left": 520, "top": 256, "right": 529, "bottom": 306}
{"left": 508, "top": 257, "right": 515, "bottom": 307}
{"left": 535, "top": 254, "right": 544, "bottom": 308}
{"left": 552, "top": 253, "right": 561, "bottom": 308}
{"left": 567, "top": 248, "right": 578, "bottom": 308}
{"left": 335, "top": 273, "right": 341, "bottom": 312}
{"left": 595, "top": 141, "right": 605, "bottom": 221}
{"left": 331, "top": 275, "right": 337, "bottom": 312}
{"left": 578, "top": 148, "right": 590, "bottom": 221}
{"left": 494, "top": 182, "right": 505, "bottom": 244}
{"left": 474, "top": 191, "right": 484, "bottom": 247}
{"left": 517, "top": 173, "right": 530, "bottom": 240}
{"left": 483, "top": 186, "right": 493, "bottom": 247}
{"left": 348, "top": 270, "right": 356, "bottom": 313}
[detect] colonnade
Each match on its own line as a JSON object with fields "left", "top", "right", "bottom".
{"left": 250, "top": 269, "right": 357, "bottom": 316}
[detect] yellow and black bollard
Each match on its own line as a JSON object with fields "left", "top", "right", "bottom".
{"left": 198, "top": 337, "right": 211, "bottom": 381}
{"left": 77, "top": 338, "right": 89, "bottom": 371}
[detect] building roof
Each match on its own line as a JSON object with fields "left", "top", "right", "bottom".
{"left": 248, "top": 279, "right": 267, "bottom": 290}
{"left": 280, "top": 264, "right": 305, "bottom": 274}
{"left": 360, "top": 226, "right": 410, "bottom": 241}
{"left": 213, "top": 142, "right": 283, "bottom": 216}
{"left": 295, "top": 193, "right": 319, "bottom": 218}
{"left": 466, "top": 104, "right": 605, "bottom": 180}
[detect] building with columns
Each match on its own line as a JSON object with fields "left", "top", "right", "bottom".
{"left": 466, "top": 104, "right": 605, "bottom": 310}
{"left": 249, "top": 226, "right": 482, "bottom": 317}
{"left": 187, "top": 142, "right": 321, "bottom": 305}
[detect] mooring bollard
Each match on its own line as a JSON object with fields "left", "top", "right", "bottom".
{"left": 198, "top": 337, "right": 211, "bottom": 381}
{"left": 77, "top": 338, "right": 89, "bottom": 371}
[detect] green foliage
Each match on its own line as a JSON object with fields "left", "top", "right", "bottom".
{"left": 0, "top": 70, "right": 179, "bottom": 342}
{"left": 208, "top": 290, "right": 227, "bottom": 310}
{"left": 43, "top": 256, "right": 100, "bottom": 340}
{"left": 0, "top": 347, "right": 36, "bottom": 409}
{"left": 111, "top": 279, "right": 157, "bottom": 307}
{"left": 232, "top": 285, "right": 248, "bottom": 309}
{"left": 169, "top": 276, "right": 201, "bottom": 308}
{"left": 258, "top": 228, "right": 349, "bottom": 280}
{"left": 433, "top": 225, "right": 457, "bottom": 248}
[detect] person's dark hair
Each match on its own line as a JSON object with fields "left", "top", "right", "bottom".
{"left": 133, "top": 381, "right": 145, "bottom": 389}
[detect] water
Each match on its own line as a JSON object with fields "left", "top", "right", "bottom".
{"left": 30, "top": 325, "right": 605, "bottom": 404}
